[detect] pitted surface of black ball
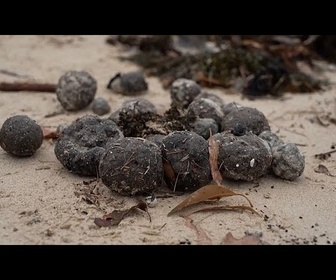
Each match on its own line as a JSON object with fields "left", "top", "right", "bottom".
{"left": 107, "top": 71, "right": 148, "bottom": 95}
{"left": 56, "top": 71, "right": 97, "bottom": 111}
{"left": 187, "top": 98, "right": 224, "bottom": 131}
{"left": 272, "top": 143, "right": 305, "bottom": 180}
{"left": 222, "top": 106, "right": 270, "bottom": 135}
{"left": 99, "top": 137, "right": 163, "bottom": 196}
{"left": 162, "top": 131, "right": 212, "bottom": 191}
{"left": 91, "top": 97, "right": 111, "bottom": 115}
{"left": 170, "top": 78, "right": 201, "bottom": 109}
{"left": 54, "top": 115, "right": 123, "bottom": 176}
{"left": 0, "top": 115, "right": 43, "bottom": 157}
{"left": 213, "top": 131, "right": 272, "bottom": 181}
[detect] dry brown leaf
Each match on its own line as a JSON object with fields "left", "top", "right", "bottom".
{"left": 41, "top": 127, "right": 60, "bottom": 139}
{"left": 208, "top": 129, "right": 224, "bottom": 186}
{"left": 314, "top": 150, "right": 336, "bottom": 160}
{"left": 196, "top": 71, "right": 227, "bottom": 87}
{"left": 162, "top": 158, "right": 176, "bottom": 183}
{"left": 184, "top": 204, "right": 261, "bottom": 217}
{"left": 183, "top": 216, "right": 212, "bottom": 245}
{"left": 168, "top": 128, "right": 259, "bottom": 218}
{"left": 168, "top": 184, "right": 253, "bottom": 216}
{"left": 94, "top": 201, "right": 150, "bottom": 227}
{"left": 221, "top": 232, "right": 269, "bottom": 245}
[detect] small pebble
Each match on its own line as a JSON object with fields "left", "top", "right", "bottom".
{"left": 91, "top": 97, "right": 111, "bottom": 115}
{"left": 56, "top": 70, "right": 97, "bottom": 111}
{"left": 0, "top": 115, "right": 43, "bottom": 157}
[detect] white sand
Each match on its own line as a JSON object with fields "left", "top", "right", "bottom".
{"left": 0, "top": 35, "right": 335, "bottom": 245}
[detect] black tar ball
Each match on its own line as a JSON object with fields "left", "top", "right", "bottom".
{"left": 188, "top": 118, "right": 218, "bottom": 139}
{"left": 271, "top": 143, "right": 305, "bottom": 180}
{"left": 186, "top": 98, "right": 224, "bottom": 131}
{"left": 107, "top": 71, "right": 148, "bottom": 95}
{"left": 56, "top": 70, "right": 97, "bottom": 111}
{"left": 213, "top": 131, "right": 273, "bottom": 181}
{"left": 162, "top": 131, "right": 212, "bottom": 192}
{"left": 99, "top": 137, "right": 163, "bottom": 196}
{"left": 54, "top": 115, "right": 123, "bottom": 176}
{"left": 0, "top": 115, "right": 43, "bottom": 157}
{"left": 170, "top": 78, "right": 202, "bottom": 109}
{"left": 222, "top": 106, "right": 270, "bottom": 135}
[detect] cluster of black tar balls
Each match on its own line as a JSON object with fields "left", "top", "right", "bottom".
{"left": 0, "top": 71, "right": 305, "bottom": 197}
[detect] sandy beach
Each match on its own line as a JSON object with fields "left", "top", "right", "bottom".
{"left": 0, "top": 35, "right": 336, "bottom": 245}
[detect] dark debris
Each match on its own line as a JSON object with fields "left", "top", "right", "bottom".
{"left": 114, "top": 35, "right": 330, "bottom": 95}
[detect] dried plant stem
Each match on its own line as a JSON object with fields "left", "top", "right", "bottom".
{"left": 0, "top": 82, "right": 56, "bottom": 92}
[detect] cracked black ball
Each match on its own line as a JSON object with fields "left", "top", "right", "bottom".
{"left": 54, "top": 115, "right": 123, "bottom": 176}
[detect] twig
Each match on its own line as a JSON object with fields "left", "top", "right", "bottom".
{"left": 270, "top": 122, "right": 307, "bottom": 137}
{"left": 44, "top": 111, "right": 64, "bottom": 118}
{"left": 315, "top": 150, "right": 336, "bottom": 160}
{"left": 0, "top": 69, "right": 29, "bottom": 78}
{"left": 0, "top": 82, "right": 56, "bottom": 92}
{"left": 293, "top": 143, "right": 308, "bottom": 147}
